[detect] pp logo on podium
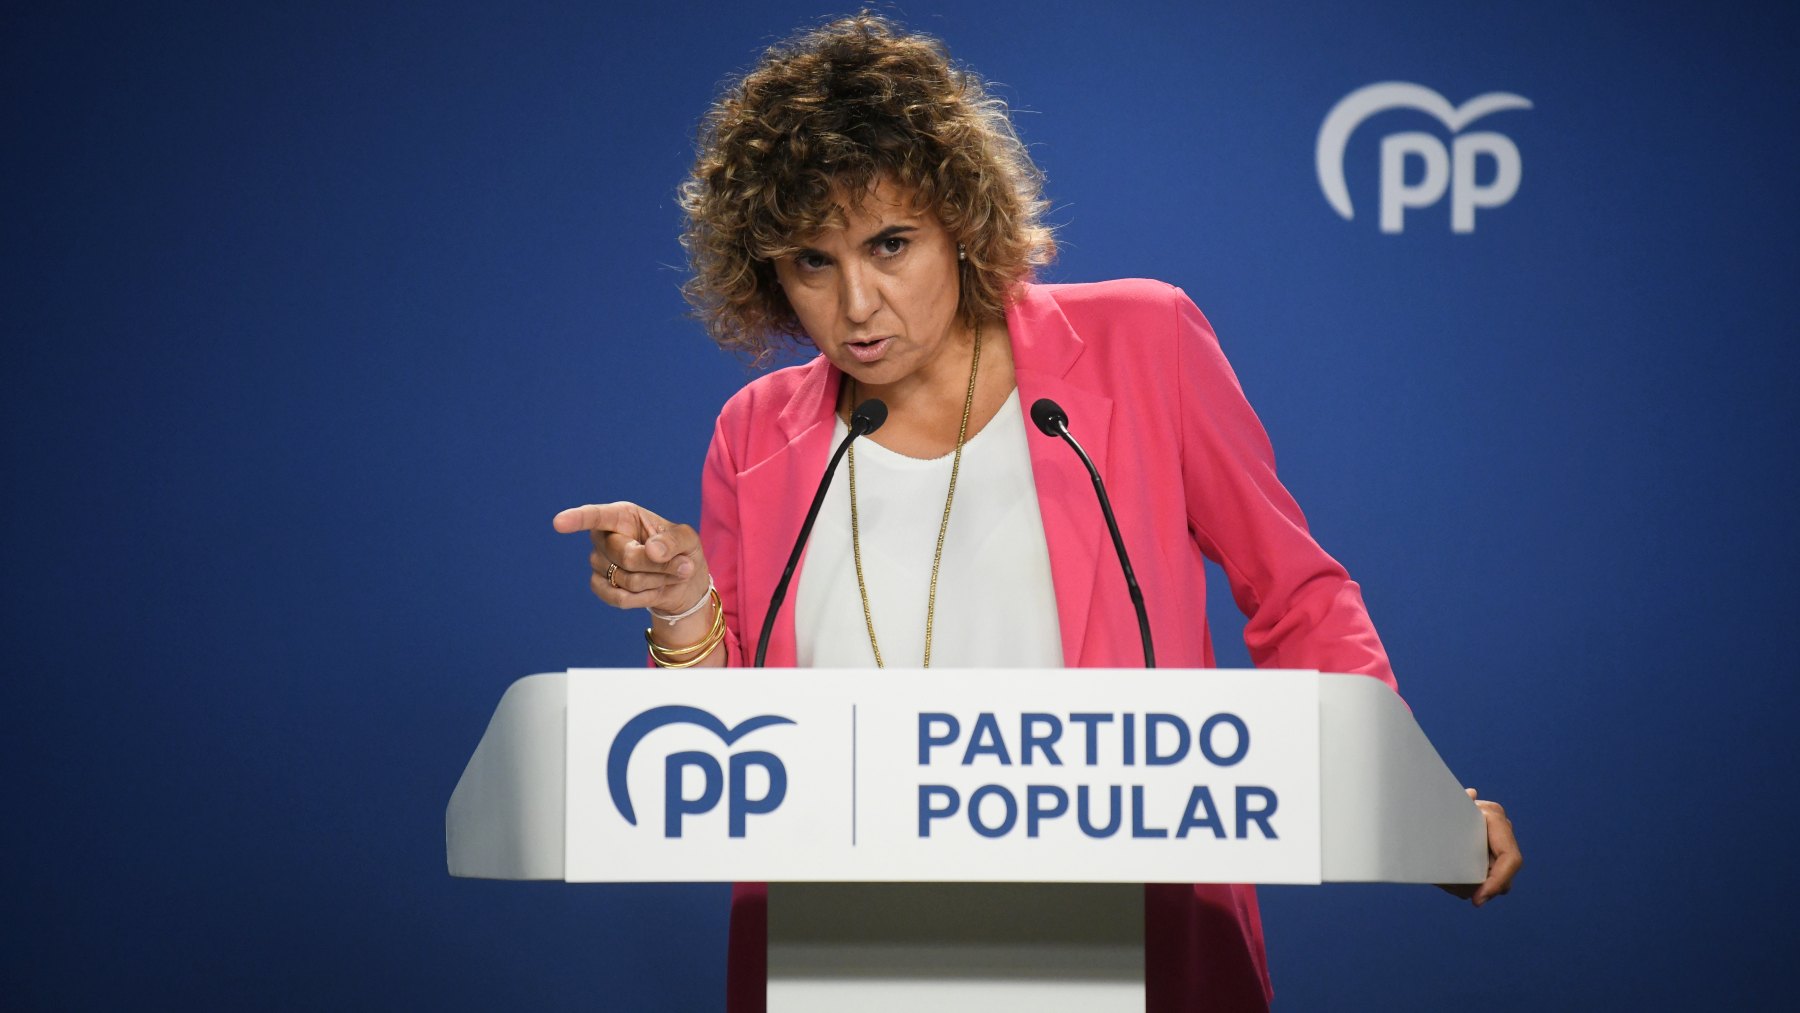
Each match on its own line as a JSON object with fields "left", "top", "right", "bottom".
{"left": 1316, "top": 82, "right": 1532, "bottom": 233}
{"left": 606, "top": 705, "right": 792, "bottom": 838}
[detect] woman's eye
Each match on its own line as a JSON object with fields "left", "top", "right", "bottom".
{"left": 796, "top": 253, "right": 829, "bottom": 272}
{"left": 876, "top": 237, "right": 908, "bottom": 257}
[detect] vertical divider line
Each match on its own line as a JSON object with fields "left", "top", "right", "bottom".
{"left": 851, "top": 703, "right": 858, "bottom": 846}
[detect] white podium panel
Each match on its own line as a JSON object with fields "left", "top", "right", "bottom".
{"left": 447, "top": 668, "right": 1485, "bottom": 1007}
{"left": 563, "top": 668, "right": 1322, "bottom": 885}
{"left": 768, "top": 883, "right": 1143, "bottom": 1013}
{"left": 448, "top": 669, "right": 1482, "bottom": 886}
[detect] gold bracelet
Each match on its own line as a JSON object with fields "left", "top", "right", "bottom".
{"left": 646, "top": 589, "right": 726, "bottom": 667}
{"left": 650, "top": 621, "right": 726, "bottom": 667}
{"left": 652, "top": 637, "right": 725, "bottom": 668}
{"left": 647, "top": 592, "right": 723, "bottom": 660}
{"left": 648, "top": 625, "right": 724, "bottom": 667}
{"left": 648, "top": 590, "right": 724, "bottom": 658}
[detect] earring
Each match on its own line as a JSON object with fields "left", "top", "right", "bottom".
{"left": 957, "top": 243, "right": 967, "bottom": 262}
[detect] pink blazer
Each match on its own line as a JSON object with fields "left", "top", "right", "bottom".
{"left": 699, "top": 279, "right": 1398, "bottom": 1012}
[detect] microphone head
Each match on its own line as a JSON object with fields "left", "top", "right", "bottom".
{"left": 850, "top": 398, "right": 888, "bottom": 435}
{"left": 1030, "top": 398, "right": 1069, "bottom": 437}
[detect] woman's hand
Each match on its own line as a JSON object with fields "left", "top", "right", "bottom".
{"left": 552, "top": 501, "right": 711, "bottom": 616}
{"left": 1440, "top": 787, "right": 1522, "bottom": 907}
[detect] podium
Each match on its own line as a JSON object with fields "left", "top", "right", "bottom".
{"left": 447, "top": 669, "right": 1482, "bottom": 1011}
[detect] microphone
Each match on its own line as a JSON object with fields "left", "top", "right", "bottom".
{"left": 1030, "top": 398, "right": 1156, "bottom": 668}
{"left": 754, "top": 398, "right": 888, "bottom": 667}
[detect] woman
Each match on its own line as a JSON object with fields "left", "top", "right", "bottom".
{"left": 553, "top": 13, "right": 1520, "bottom": 1011}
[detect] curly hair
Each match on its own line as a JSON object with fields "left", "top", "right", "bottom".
{"left": 678, "top": 13, "right": 1056, "bottom": 363}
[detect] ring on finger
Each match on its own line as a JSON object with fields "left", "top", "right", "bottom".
{"left": 606, "top": 562, "right": 621, "bottom": 588}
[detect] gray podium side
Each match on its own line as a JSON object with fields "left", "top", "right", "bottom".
{"left": 446, "top": 673, "right": 1483, "bottom": 1011}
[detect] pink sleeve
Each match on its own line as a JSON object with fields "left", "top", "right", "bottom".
{"left": 1173, "top": 287, "right": 1397, "bottom": 689}
{"left": 698, "top": 410, "right": 749, "bottom": 668}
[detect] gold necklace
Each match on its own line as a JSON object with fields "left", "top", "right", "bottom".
{"left": 846, "top": 320, "right": 982, "bottom": 668}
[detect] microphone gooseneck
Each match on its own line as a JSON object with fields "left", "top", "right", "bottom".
{"left": 754, "top": 398, "right": 888, "bottom": 667}
{"left": 1029, "top": 397, "right": 1156, "bottom": 668}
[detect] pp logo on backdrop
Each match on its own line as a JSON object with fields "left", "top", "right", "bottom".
{"left": 606, "top": 705, "right": 792, "bottom": 837}
{"left": 1316, "top": 82, "right": 1531, "bottom": 233}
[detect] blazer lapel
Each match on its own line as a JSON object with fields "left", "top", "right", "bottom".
{"left": 735, "top": 358, "right": 841, "bottom": 667}
{"left": 1008, "top": 286, "right": 1114, "bottom": 667}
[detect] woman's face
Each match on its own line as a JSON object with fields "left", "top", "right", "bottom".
{"left": 773, "top": 177, "right": 964, "bottom": 392}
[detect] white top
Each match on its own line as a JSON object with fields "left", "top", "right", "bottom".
{"left": 796, "top": 389, "right": 1065, "bottom": 669}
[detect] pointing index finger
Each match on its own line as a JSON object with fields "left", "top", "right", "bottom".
{"left": 553, "top": 502, "right": 646, "bottom": 536}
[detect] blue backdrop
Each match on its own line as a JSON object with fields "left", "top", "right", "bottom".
{"left": 5, "top": 2, "right": 1796, "bottom": 1009}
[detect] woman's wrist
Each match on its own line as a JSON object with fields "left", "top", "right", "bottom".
{"left": 646, "top": 587, "right": 727, "bottom": 667}
{"left": 649, "top": 577, "right": 715, "bottom": 624}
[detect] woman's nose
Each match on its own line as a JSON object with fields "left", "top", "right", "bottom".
{"left": 839, "top": 261, "right": 880, "bottom": 324}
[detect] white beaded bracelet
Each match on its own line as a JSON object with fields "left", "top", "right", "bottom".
{"left": 649, "top": 577, "right": 717, "bottom": 625}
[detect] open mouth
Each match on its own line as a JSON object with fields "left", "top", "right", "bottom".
{"left": 845, "top": 336, "right": 893, "bottom": 363}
